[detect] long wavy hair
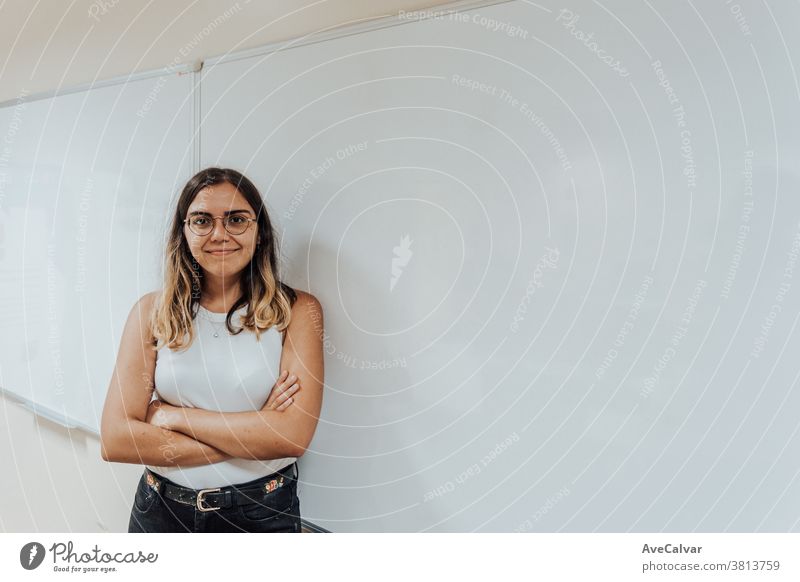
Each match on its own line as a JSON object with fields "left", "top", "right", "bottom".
{"left": 150, "top": 167, "right": 296, "bottom": 351}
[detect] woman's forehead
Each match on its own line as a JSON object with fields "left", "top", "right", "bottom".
{"left": 189, "top": 183, "right": 253, "bottom": 212}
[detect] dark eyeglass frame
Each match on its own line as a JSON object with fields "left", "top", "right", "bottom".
{"left": 183, "top": 213, "right": 257, "bottom": 236}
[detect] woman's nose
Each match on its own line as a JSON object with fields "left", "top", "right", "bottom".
{"left": 209, "top": 218, "right": 230, "bottom": 240}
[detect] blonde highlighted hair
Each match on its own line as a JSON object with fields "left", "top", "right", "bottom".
{"left": 150, "top": 167, "right": 296, "bottom": 351}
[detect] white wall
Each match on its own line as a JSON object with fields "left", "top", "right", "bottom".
{"left": 0, "top": 0, "right": 451, "bottom": 533}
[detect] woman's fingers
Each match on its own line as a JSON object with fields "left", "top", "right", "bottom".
{"left": 274, "top": 382, "right": 300, "bottom": 408}
{"left": 267, "top": 371, "right": 301, "bottom": 410}
{"left": 266, "top": 370, "right": 290, "bottom": 407}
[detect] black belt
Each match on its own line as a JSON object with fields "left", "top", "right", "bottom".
{"left": 143, "top": 465, "right": 294, "bottom": 513}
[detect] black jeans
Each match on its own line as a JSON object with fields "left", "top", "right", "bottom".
{"left": 128, "top": 463, "right": 301, "bottom": 533}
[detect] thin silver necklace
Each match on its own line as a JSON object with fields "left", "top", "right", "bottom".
{"left": 198, "top": 307, "right": 229, "bottom": 338}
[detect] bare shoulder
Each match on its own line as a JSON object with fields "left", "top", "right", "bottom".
{"left": 292, "top": 290, "right": 322, "bottom": 310}
{"left": 132, "top": 290, "right": 160, "bottom": 320}
{"left": 139, "top": 290, "right": 160, "bottom": 311}
{"left": 128, "top": 291, "right": 160, "bottom": 341}
{"left": 286, "top": 290, "right": 323, "bottom": 336}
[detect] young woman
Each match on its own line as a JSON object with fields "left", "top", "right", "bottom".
{"left": 100, "top": 167, "right": 324, "bottom": 533}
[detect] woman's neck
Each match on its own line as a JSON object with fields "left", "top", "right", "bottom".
{"left": 201, "top": 276, "right": 243, "bottom": 312}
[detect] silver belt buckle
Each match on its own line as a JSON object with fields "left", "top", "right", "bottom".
{"left": 196, "top": 488, "right": 222, "bottom": 512}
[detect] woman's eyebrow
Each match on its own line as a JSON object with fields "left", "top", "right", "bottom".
{"left": 187, "top": 209, "right": 253, "bottom": 216}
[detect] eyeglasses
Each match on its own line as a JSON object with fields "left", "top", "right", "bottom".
{"left": 184, "top": 213, "right": 257, "bottom": 236}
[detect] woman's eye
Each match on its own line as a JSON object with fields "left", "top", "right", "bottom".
{"left": 229, "top": 215, "right": 246, "bottom": 224}
{"left": 193, "top": 217, "right": 209, "bottom": 225}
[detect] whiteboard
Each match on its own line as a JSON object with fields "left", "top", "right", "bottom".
{"left": 200, "top": 0, "right": 800, "bottom": 532}
{"left": 0, "top": 71, "right": 195, "bottom": 433}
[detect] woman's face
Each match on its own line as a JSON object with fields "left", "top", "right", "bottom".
{"left": 183, "top": 182, "right": 258, "bottom": 282}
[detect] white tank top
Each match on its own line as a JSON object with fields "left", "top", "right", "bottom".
{"left": 147, "top": 303, "right": 295, "bottom": 489}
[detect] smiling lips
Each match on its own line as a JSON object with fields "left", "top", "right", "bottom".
{"left": 207, "top": 249, "right": 239, "bottom": 256}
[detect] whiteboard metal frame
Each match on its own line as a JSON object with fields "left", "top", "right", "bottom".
{"left": 0, "top": 0, "right": 515, "bottom": 113}
{"left": 0, "top": 62, "right": 197, "bottom": 110}
{"left": 0, "top": 385, "right": 98, "bottom": 434}
{"left": 202, "top": 0, "right": 515, "bottom": 67}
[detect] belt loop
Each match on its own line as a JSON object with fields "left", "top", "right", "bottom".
{"left": 294, "top": 462, "right": 299, "bottom": 481}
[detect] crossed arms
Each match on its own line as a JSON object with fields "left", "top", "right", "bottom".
{"left": 99, "top": 291, "right": 324, "bottom": 467}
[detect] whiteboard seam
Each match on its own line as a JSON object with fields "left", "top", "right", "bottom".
{"left": 192, "top": 65, "right": 203, "bottom": 172}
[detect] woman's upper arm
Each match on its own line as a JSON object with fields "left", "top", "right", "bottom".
{"left": 100, "top": 292, "right": 158, "bottom": 444}
{"left": 278, "top": 291, "right": 324, "bottom": 454}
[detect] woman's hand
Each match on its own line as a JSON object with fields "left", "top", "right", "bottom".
{"left": 264, "top": 370, "right": 301, "bottom": 412}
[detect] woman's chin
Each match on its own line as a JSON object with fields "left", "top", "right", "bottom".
{"left": 198, "top": 265, "right": 245, "bottom": 278}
